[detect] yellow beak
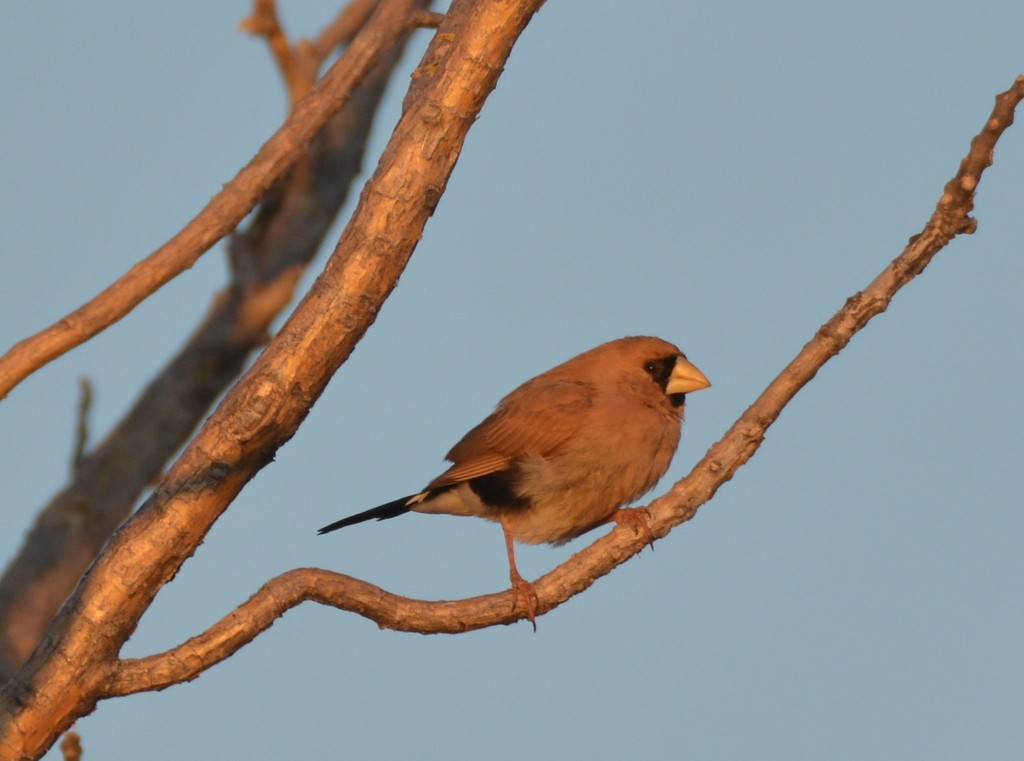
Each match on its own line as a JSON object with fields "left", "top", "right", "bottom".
{"left": 667, "top": 357, "right": 711, "bottom": 394}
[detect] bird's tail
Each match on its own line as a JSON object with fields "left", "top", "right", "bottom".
{"left": 317, "top": 494, "right": 419, "bottom": 534}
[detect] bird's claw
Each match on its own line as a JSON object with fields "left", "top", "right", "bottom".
{"left": 509, "top": 572, "right": 539, "bottom": 631}
{"left": 613, "top": 507, "right": 655, "bottom": 550}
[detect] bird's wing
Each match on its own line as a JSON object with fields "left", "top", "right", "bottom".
{"left": 425, "top": 452, "right": 513, "bottom": 490}
{"left": 425, "top": 379, "right": 594, "bottom": 491}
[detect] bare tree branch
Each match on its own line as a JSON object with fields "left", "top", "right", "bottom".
{"left": 70, "top": 378, "right": 92, "bottom": 473}
{"left": 653, "top": 74, "right": 1024, "bottom": 526}
{"left": 0, "top": 1, "right": 546, "bottom": 757}
{"left": 0, "top": 0, "right": 420, "bottom": 402}
{"left": 107, "top": 568, "right": 515, "bottom": 696}
{"left": 99, "top": 74, "right": 1024, "bottom": 698}
{"left": 240, "top": 0, "right": 308, "bottom": 102}
{"left": 313, "top": 0, "right": 380, "bottom": 61}
{"left": 241, "top": 0, "right": 380, "bottom": 105}
{"left": 409, "top": 9, "right": 447, "bottom": 28}
{"left": 0, "top": 0, "right": 421, "bottom": 681}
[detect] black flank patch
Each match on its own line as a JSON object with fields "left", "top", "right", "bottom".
{"left": 469, "top": 470, "right": 532, "bottom": 511}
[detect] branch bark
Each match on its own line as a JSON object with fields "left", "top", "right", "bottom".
{"left": 0, "top": 0, "right": 420, "bottom": 402}
{"left": 0, "top": 0, "right": 547, "bottom": 757}
{"left": 96, "top": 74, "right": 1024, "bottom": 696}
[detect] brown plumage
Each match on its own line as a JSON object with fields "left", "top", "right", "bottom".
{"left": 319, "top": 336, "right": 710, "bottom": 624}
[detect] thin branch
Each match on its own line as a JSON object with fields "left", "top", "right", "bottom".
{"left": 0, "top": 0, "right": 422, "bottom": 403}
{"left": 102, "top": 74, "right": 1024, "bottom": 696}
{"left": 240, "top": 0, "right": 364, "bottom": 106}
{"left": 108, "top": 568, "right": 518, "bottom": 695}
{"left": 410, "top": 9, "right": 446, "bottom": 28}
{"left": 652, "top": 74, "right": 1024, "bottom": 529}
{"left": 240, "top": 0, "right": 306, "bottom": 101}
{"left": 313, "top": 0, "right": 380, "bottom": 61}
{"left": 70, "top": 378, "right": 92, "bottom": 473}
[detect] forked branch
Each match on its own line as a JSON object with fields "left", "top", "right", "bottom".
{"left": 240, "top": 0, "right": 380, "bottom": 104}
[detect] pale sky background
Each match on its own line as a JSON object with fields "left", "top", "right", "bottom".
{"left": 1, "top": 2, "right": 1022, "bottom": 759}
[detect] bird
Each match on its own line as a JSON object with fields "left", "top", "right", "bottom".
{"left": 318, "top": 336, "right": 710, "bottom": 625}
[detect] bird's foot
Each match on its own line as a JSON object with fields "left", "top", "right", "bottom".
{"left": 612, "top": 507, "right": 655, "bottom": 550}
{"left": 509, "top": 570, "right": 539, "bottom": 631}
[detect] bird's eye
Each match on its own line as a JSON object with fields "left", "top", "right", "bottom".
{"left": 643, "top": 356, "right": 678, "bottom": 387}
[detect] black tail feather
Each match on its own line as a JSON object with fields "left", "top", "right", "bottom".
{"left": 317, "top": 494, "right": 418, "bottom": 535}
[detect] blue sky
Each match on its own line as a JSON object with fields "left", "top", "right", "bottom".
{"left": 2, "top": 2, "right": 1022, "bottom": 759}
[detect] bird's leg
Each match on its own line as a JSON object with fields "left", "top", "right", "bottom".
{"left": 610, "top": 507, "right": 655, "bottom": 550}
{"left": 500, "top": 517, "right": 538, "bottom": 630}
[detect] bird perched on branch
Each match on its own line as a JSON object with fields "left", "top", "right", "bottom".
{"left": 318, "top": 336, "right": 711, "bottom": 625}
